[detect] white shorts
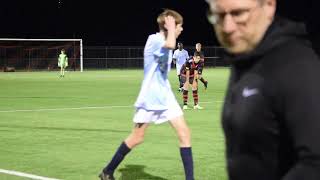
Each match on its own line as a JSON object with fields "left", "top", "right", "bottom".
{"left": 176, "top": 64, "right": 183, "bottom": 75}
{"left": 133, "top": 101, "right": 183, "bottom": 124}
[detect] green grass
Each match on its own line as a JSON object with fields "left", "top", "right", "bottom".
{"left": 0, "top": 68, "right": 229, "bottom": 180}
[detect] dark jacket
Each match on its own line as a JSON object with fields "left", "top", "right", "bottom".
{"left": 222, "top": 17, "right": 320, "bottom": 180}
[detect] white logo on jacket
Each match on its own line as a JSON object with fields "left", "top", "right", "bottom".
{"left": 242, "top": 87, "right": 259, "bottom": 97}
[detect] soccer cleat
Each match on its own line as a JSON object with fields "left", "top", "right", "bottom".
{"left": 183, "top": 105, "right": 188, "bottom": 110}
{"left": 193, "top": 104, "right": 204, "bottom": 110}
{"left": 178, "top": 87, "right": 183, "bottom": 92}
{"left": 204, "top": 81, "right": 208, "bottom": 90}
{"left": 99, "top": 172, "right": 115, "bottom": 180}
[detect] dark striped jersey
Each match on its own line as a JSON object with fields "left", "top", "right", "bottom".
{"left": 180, "top": 58, "right": 203, "bottom": 77}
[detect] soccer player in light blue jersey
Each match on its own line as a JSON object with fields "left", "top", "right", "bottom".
{"left": 99, "top": 9, "right": 194, "bottom": 180}
{"left": 173, "top": 42, "right": 189, "bottom": 91}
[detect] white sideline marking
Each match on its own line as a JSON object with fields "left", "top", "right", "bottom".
{"left": 0, "top": 105, "right": 132, "bottom": 113}
{"left": 0, "top": 168, "right": 61, "bottom": 180}
{"left": 0, "top": 101, "right": 223, "bottom": 113}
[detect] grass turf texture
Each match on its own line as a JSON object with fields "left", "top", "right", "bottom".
{"left": 0, "top": 68, "right": 229, "bottom": 180}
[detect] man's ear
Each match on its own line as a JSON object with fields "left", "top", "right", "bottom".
{"left": 264, "top": 0, "right": 276, "bottom": 20}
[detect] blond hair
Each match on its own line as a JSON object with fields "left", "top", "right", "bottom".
{"left": 157, "top": 9, "right": 183, "bottom": 31}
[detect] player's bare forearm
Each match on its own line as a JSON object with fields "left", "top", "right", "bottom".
{"left": 186, "top": 70, "right": 190, "bottom": 82}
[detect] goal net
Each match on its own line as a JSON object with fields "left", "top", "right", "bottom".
{"left": 0, "top": 38, "right": 83, "bottom": 72}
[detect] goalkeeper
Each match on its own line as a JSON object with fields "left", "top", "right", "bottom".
{"left": 58, "top": 49, "right": 68, "bottom": 77}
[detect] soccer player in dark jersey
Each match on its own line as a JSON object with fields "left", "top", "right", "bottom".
{"left": 180, "top": 52, "right": 204, "bottom": 110}
{"left": 193, "top": 43, "right": 208, "bottom": 89}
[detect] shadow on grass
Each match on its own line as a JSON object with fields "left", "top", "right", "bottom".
{"left": 118, "top": 164, "right": 168, "bottom": 180}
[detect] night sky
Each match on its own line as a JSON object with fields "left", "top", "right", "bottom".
{"left": 1, "top": 0, "right": 320, "bottom": 47}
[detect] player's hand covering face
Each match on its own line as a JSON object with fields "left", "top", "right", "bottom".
{"left": 164, "top": 16, "right": 176, "bottom": 32}
{"left": 164, "top": 15, "right": 183, "bottom": 38}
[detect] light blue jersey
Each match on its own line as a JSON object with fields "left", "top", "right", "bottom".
{"left": 134, "top": 33, "right": 177, "bottom": 111}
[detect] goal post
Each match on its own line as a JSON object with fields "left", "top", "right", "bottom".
{"left": 0, "top": 38, "right": 83, "bottom": 72}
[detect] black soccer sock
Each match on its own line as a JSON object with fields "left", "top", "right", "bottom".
{"left": 103, "top": 142, "right": 131, "bottom": 174}
{"left": 180, "top": 147, "right": 194, "bottom": 180}
{"left": 200, "top": 77, "right": 206, "bottom": 84}
{"left": 183, "top": 90, "right": 188, "bottom": 105}
{"left": 178, "top": 75, "right": 183, "bottom": 88}
{"left": 192, "top": 90, "right": 198, "bottom": 105}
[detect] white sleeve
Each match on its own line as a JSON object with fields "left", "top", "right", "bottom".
{"left": 145, "top": 34, "right": 167, "bottom": 59}
{"left": 173, "top": 50, "right": 177, "bottom": 59}
{"left": 149, "top": 34, "right": 166, "bottom": 57}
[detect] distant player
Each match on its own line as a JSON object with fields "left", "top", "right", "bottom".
{"left": 180, "top": 52, "right": 204, "bottom": 110}
{"left": 98, "top": 9, "right": 195, "bottom": 180}
{"left": 58, "top": 49, "right": 68, "bottom": 77}
{"left": 173, "top": 42, "right": 189, "bottom": 91}
{"left": 194, "top": 43, "right": 208, "bottom": 89}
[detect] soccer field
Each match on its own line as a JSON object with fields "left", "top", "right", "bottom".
{"left": 0, "top": 68, "right": 229, "bottom": 180}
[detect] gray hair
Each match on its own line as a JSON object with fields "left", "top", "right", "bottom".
{"left": 206, "top": 0, "right": 265, "bottom": 4}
